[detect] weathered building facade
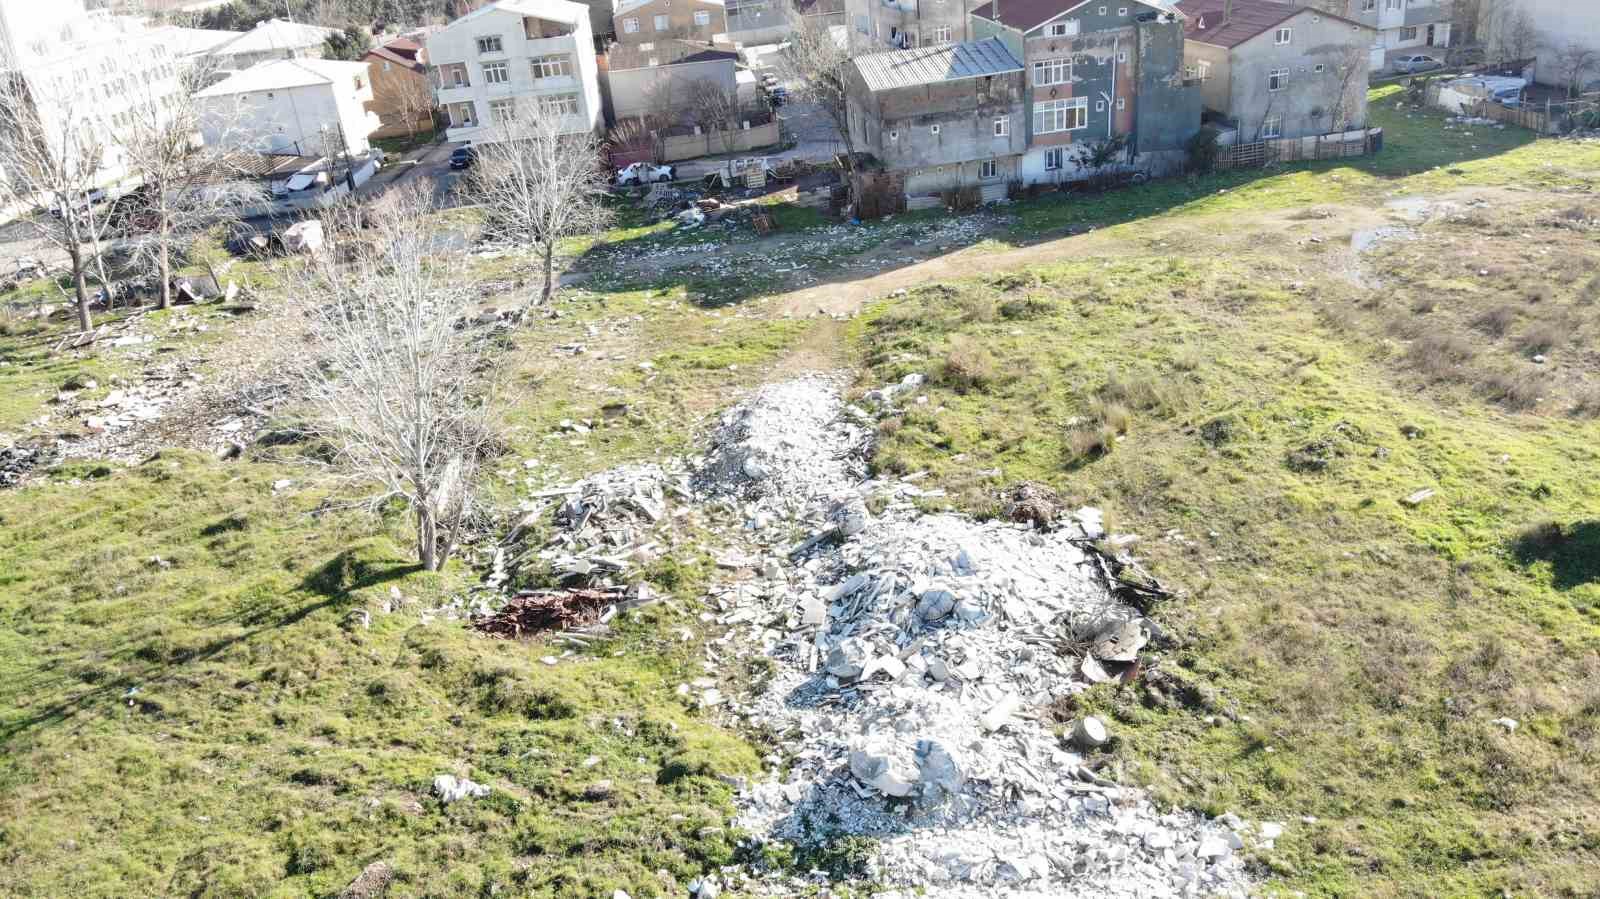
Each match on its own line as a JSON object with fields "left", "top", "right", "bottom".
{"left": 1301, "top": 0, "right": 1454, "bottom": 71}
{"left": 1178, "top": 0, "right": 1372, "bottom": 140}
{"left": 612, "top": 0, "right": 727, "bottom": 45}
{"left": 845, "top": 0, "right": 981, "bottom": 53}
{"left": 969, "top": 0, "right": 1201, "bottom": 182}
{"left": 846, "top": 38, "right": 1027, "bottom": 199}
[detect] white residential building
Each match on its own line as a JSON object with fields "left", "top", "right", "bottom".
{"left": 425, "top": 0, "right": 603, "bottom": 144}
{"left": 0, "top": 1, "right": 184, "bottom": 188}
{"left": 193, "top": 58, "right": 382, "bottom": 156}
{"left": 205, "top": 18, "right": 338, "bottom": 70}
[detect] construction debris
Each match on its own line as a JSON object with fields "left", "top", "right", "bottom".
{"left": 473, "top": 588, "right": 618, "bottom": 638}
{"left": 432, "top": 774, "right": 490, "bottom": 803}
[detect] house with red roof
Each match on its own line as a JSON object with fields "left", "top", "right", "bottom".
{"left": 1176, "top": 0, "right": 1374, "bottom": 140}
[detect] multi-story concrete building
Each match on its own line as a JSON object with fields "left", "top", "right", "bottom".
{"left": 846, "top": 0, "right": 980, "bottom": 53}
{"left": 602, "top": 39, "right": 739, "bottom": 122}
{"left": 364, "top": 37, "right": 435, "bottom": 139}
{"left": 1477, "top": 0, "right": 1600, "bottom": 89}
{"left": 0, "top": 1, "right": 185, "bottom": 187}
{"left": 425, "top": 0, "right": 603, "bottom": 143}
{"left": 1296, "top": 0, "right": 1453, "bottom": 71}
{"left": 969, "top": 0, "right": 1201, "bottom": 182}
{"left": 193, "top": 58, "right": 383, "bottom": 155}
{"left": 1178, "top": 0, "right": 1372, "bottom": 139}
{"left": 612, "top": 0, "right": 727, "bottom": 45}
{"left": 205, "top": 18, "right": 339, "bottom": 71}
{"left": 845, "top": 37, "right": 1027, "bottom": 200}
{"left": 724, "top": 0, "right": 789, "bottom": 44}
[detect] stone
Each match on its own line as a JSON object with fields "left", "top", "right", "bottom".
{"left": 849, "top": 748, "right": 915, "bottom": 798}
{"left": 980, "top": 694, "right": 1021, "bottom": 733}
{"left": 1072, "top": 716, "right": 1109, "bottom": 748}
{"left": 337, "top": 860, "right": 394, "bottom": 899}
{"left": 915, "top": 739, "right": 963, "bottom": 801}
{"left": 798, "top": 595, "right": 826, "bottom": 627}
{"left": 825, "top": 638, "right": 869, "bottom": 680}
{"left": 686, "top": 874, "right": 720, "bottom": 898}
{"left": 583, "top": 780, "right": 616, "bottom": 801}
{"left": 432, "top": 774, "right": 490, "bottom": 803}
{"left": 914, "top": 588, "right": 956, "bottom": 622}
{"left": 1259, "top": 821, "right": 1285, "bottom": 841}
{"left": 1075, "top": 506, "right": 1106, "bottom": 539}
{"left": 1195, "top": 835, "right": 1231, "bottom": 859}
{"left": 1402, "top": 488, "right": 1436, "bottom": 507}
{"left": 1092, "top": 617, "right": 1149, "bottom": 662}
{"left": 1490, "top": 717, "right": 1518, "bottom": 733}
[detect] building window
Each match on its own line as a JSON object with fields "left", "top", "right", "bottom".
{"left": 623, "top": 17, "right": 639, "bottom": 32}
{"left": 933, "top": 25, "right": 951, "bottom": 43}
{"left": 930, "top": 123, "right": 940, "bottom": 135}
{"left": 531, "top": 54, "right": 571, "bottom": 78}
{"left": 888, "top": 129, "right": 898, "bottom": 141}
{"left": 694, "top": 10, "right": 711, "bottom": 25}
{"left": 1386, "top": 0, "right": 1400, "bottom": 9}
{"left": 1116, "top": 97, "right": 1125, "bottom": 109}
{"left": 382, "top": 60, "right": 391, "bottom": 71}
{"left": 1362, "top": 0, "right": 1375, "bottom": 9}
{"left": 1275, "top": 27, "right": 1292, "bottom": 45}
{"left": 1098, "top": 5, "right": 1106, "bottom": 14}
{"left": 1045, "top": 20, "right": 1079, "bottom": 37}
{"left": 980, "top": 159, "right": 998, "bottom": 179}
{"left": 1095, "top": 99, "right": 1105, "bottom": 111}
{"left": 539, "top": 93, "right": 580, "bottom": 117}
{"left": 490, "top": 98, "right": 516, "bottom": 121}
{"left": 1314, "top": 63, "right": 1326, "bottom": 73}
{"left": 654, "top": 14, "right": 669, "bottom": 30}
{"left": 1398, "top": 25, "right": 1418, "bottom": 40}
{"left": 1032, "top": 57, "right": 1071, "bottom": 86}
{"left": 1118, "top": 6, "right": 1127, "bottom": 14}
{"left": 448, "top": 64, "right": 469, "bottom": 86}
{"left": 1117, "top": 50, "right": 1127, "bottom": 63}
{"left": 1268, "top": 67, "right": 1288, "bottom": 91}
{"left": 1034, "top": 96, "right": 1088, "bottom": 133}
{"left": 1044, "top": 146, "right": 1064, "bottom": 170}
{"left": 1197, "top": 59, "right": 1211, "bottom": 80}
{"left": 1262, "top": 114, "right": 1282, "bottom": 138}
{"left": 482, "top": 61, "right": 509, "bottom": 83}
{"left": 476, "top": 35, "right": 503, "bottom": 53}
{"left": 994, "top": 116, "right": 1008, "bottom": 136}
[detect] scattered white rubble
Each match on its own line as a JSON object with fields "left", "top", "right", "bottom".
{"left": 432, "top": 774, "right": 490, "bottom": 803}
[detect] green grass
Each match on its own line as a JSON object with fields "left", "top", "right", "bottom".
{"left": 854, "top": 251, "right": 1600, "bottom": 896}
{"left": 0, "top": 451, "right": 756, "bottom": 898}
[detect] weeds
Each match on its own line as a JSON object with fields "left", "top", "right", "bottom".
{"left": 1470, "top": 305, "right": 1517, "bottom": 337}
{"left": 936, "top": 335, "right": 999, "bottom": 393}
{"left": 1515, "top": 322, "right": 1563, "bottom": 356}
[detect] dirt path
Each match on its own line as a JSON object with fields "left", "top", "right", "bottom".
{"left": 767, "top": 185, "right": 1535, "bottom": 318}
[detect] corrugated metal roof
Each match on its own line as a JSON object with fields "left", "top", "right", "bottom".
{"left": 852, "top": 37, "right": 1024, "bottom": 92}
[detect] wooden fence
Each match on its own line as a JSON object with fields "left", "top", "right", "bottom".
{"left": 1216, "top": 128, "right": 1381, "bottom": 170}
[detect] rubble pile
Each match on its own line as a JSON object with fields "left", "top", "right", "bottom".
{"left": 473, "top": 588, "right": 618, "bottom": 638}
{"left": 690, "top": 377, "right": 1254, "bottom": 898}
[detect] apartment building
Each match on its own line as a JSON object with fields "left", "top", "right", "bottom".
{"left": 846, "top": 0, "right": 979, "bottom": 53}
{"left": 1178, "top": 0, "right": 1373, "bottom": 139}
{"left": 365, "top": 38, "right": 435, "bottom": 139}
{"left": 1298, "top": 0, "right": 1453, "bottom": 70}
{"left": 193, "top": 58, "right": 382, "bottom": 156}
{"left": 969, "top": 0, "right": 1201, "bottom": 182}
{"left": 425, "top": 0, "right": 603, "bottom": 142}
{"left": 603, "top": 39, "right": 739, "bottom": 122}
{"left": 205, "top": 18, "right": 339, "bottom": 70}
{"left": 613, "top": 0, "right": 727, "bottom": 44}
{"left": 1478, "top": 0, "right": 1600, "bottom": 88}
{"left": 0, "top": 1, "right": 184, "bottom": 187}
{"left": 845, "top": 37, "right": 1027, "bottom": 199}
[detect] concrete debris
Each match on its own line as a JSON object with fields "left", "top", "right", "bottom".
{"left": 686, "top": 874, "right": 721, "bottom": 898}
{"left": 1490, "top": 717, "right": 1518, "bottom": 733}
{"left": 1072, "top": 716, "right": 1110, "bottom": 749}
{"left": 1401, "top": 488, "right": 1436, "bottom": 508}
{"left": 688, "top": 376, "right": 1252, "bottom": 898}
{"left": 432, "top": 774, "right": 490, "bottom": 803}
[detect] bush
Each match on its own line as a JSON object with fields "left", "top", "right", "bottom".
{"left": 1470, "top": 305, "right": 1516, "bottom": 337}
{"left": 1065, "top": 422, "right": 1117, "bottom": 461}
{"left": 1515, "top": 323, "right": 1563, "bottom": 356}
{"left": 1479, "top": 370, "right": 1543, "bottom": 411}
{"left": 1406, "top": 331, "right": 1476, "bottom": 380}
{"left": 936, "top": 336, "right": 998, "bottom": 393}
{"left": 1089, "top": 399, "right": 1132, "bottom": 434}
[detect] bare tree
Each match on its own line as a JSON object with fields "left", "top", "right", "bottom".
{"left": 0, "top": 64, "right": 115, "bottom": 332}
{"left": 1324, "top": 43, "right": 1370, "bottom": 133}
{"left": 392, "top": 62, "right": 438, "bottom": 141}
{"left": 469, "top": 105, "right": 612, "bottom": 308}
{"left": 687, "top": 78, "right": 739, "bottom": 154}
{"left": 1488, "top": 3, "right": 1539, "bottom": 63}
{"left": 779, "top": 7, "right": 855, "bottom": 163}
{"left": 1550, "top": 41, "right": 1599, "bottom": 97}
{"left": 117, "top": 77, "right": 260, "bottom": 309}
{"left": 285, "top": 183, "right": 496, "bottom": 572}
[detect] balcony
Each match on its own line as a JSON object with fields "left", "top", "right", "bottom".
{"left": 523, "top": 16, "right": 574, "bottom": 40}
{"left": 1403, "top": 2, "right": 1449, "bottom": 26}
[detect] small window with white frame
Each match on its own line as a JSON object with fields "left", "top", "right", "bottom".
{"left": 1032, "top": 57, "right": 1071, "bottom": 86}
{"left": 530, "top": 54, "right": 572, "bottom": 79}
{"left": 482, "top": 61, "right": 509, "bottom": 83}
{"left": 1117, "top": 50, "right": 1127, "bottom": 63}
{"left": 1313, "top": 63, "right": 1326, "bottom": 73}
{"left": 1262, "top": 114, "right": 1282, "bottom": 138}
{"left": 1095, "top": 99, "right": 1105, "bottom": 112}
{"left": 623, "top": 17, "right": 639, "bottom": 32}
{"left": 1197, "top": 59, "right": 1211, "bottom": 79}
{"left": 933, "top": 25, "right": 952, "bottom": 43}
{"left": 489, "top": 98, "right": 516, "bottom": 122}
{"left": 979, "top": 159, "right": 998, "bottom": 179}
{"left": 931, "top": 123, "right": 940, "bottom": 135}
{"left": 1116, "top": 97, "right": 1125, "bottom": 110}
{"left": 654, "top": 14, "right": 669, "bottom": 30}
{"left": 694, "top": 9, "right": 710, "bottom": 25}
{"left": 1118, "top": 6, "right": 1127, "bottom": 14}
{"left": 1045, "top": 20, "right": 1079, "bottom": 37}
{"left": 476, "top": 35, "right": 503, "bottom": 53}
{"left": 1275, "top": 27, "right": 1291, "bottom": 45}
{"left": 1044, "top": 146, "right": 1064, "bottom": 170}
{"left": 888, "top": 129, "right": 898, "bottom": 141}
{"left": 1268, "top": 67, "right": 1288, "bottom": 91}
{"left": 994, "top": 116, "right": 1008, "bottom": 136}
{"left": 1098, "top": 5, "right": 1106, "bottom": 14}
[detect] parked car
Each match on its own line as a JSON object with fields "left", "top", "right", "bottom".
{"left": 449, "top": 145, "right": 478, "bottom": 170}
{"left": 765, "top": 85, "right": 789, "bottom": 107}
{"left": 1493, "top": 86, "right": 1524, "bottom": 107}
{"left": 271, "top": 170, "right": 330, "bottom": 197}
{"left": 1394, "top": 54, "right": 1444, "bottom": 74}
{"left": 615, "top": 162, "right": 675, "bottom": 186}
{"left": 48, "top": 188, "right": 106, "bottom": 218}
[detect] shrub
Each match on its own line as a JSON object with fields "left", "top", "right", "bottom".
{"left": 936, "top": 336, "right": 998, "bottom": 393}
{"left": 1570, "top": 385, "right": 1600, "bottom": 418}
{"left": 1479, "top": 370, "right": 1543, "bottom": 411}
{"left": 1515, "top": 322, "right": 1563, "bottom": 356}
{"left": 1065, "top": 422, "right": 1117, "bottom": 461}
{"left": 998, "top": 296, "right": 1055, "bottom": 319}
{"left": 1470, "top": 305, "right": 1516, "bottom": 337}
{"left": 1406, "top": 331, "right": 1476, "bottom": 380}
{"left": 1411, "top": 296, "right": 1437, "bottom": 315}
{"left": 1090, "top": 399, "right": 1132, "bottom": 434}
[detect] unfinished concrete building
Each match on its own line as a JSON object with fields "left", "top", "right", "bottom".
{"left": 1177, "top": 0, "right": 1373, "bottom": 140}
{"left": 845, "top": 0, "right": 982, "bottom": 53}
{"left": 969, "top": 0, "right": 1202, "bottom": 182}
{"left": 845, "top": 37, "right": 1028, "bottom": 202}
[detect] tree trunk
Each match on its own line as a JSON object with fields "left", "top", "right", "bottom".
{"left": 69, "top": 244, "right": 93, "bottom": 332}
{"left": 540, "top": 241, "right": 556, "bottom": 306}
{"left": 158, "top": 227, "right": 172, "bottom": 310}
{"left": 417, "top": 503, "right": 438, "bottom": 571}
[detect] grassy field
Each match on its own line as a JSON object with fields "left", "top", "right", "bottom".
{"left": 854, "top": 241, "right": 1600, "bottom": 895}
{"left": 2, "top": 83, "right": 1598, "bottom": 898}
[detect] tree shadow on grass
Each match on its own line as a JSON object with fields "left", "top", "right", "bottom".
{"left": 0, "top": 547, "right": 417, "bottom": 745}
{"left": 1511, "top": 521, "right": 1600, "bottom": 591}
